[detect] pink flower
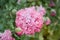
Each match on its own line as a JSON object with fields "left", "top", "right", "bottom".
{"left": 15, "top": 6, "right": 46, "bottom": 35}
{"left": 0, "top": 30, "right": 15, "bottom": 40}
{"left": 45, "top": 17, "right": 51, "bottom": 25}
{"left": 37, "top": 5, "right": 46, "bottom": 16}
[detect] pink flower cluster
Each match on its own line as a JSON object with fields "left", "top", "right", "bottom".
{"left": 0, "top": 30, "right": 15, "bottom": 40}
{"left": 15, "top": 6, "right": 46, "bottom": 35}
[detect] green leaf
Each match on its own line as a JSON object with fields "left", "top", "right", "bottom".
{"left": 0, "top": 24, "right": 4, "bottom": 31}
{"left": 39, "top": 33, "right": 44, "bottom": 40}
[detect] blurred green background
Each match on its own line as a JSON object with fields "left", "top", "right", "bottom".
{"left": 0, "top": 0, "right": 60, "bottom": 40}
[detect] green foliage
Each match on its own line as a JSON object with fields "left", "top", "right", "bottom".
{"left": 0, "top": 0, "right": 60, "bottom": 40}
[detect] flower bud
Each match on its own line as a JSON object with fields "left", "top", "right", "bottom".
{"left": 15, "top": 27, "right": 24, "bottom": 36}
{"left": 12, "top": 9, "right": 17, "bottom": 13}
{"left": 49, "top": 0, "right": 55, "bottom": 7}
{"left": 51, "top": 9, "right": 56, "bottom": 16}
{"left": 15, "top": 27, "right": 21, "bottom": 32}
{"left": 43, "top": 17, "right": 47, "bottom": 22}
{"left": 45, "top": 17, "right": 51, "bottom": 25}
{"left": 17, "top": 0, "right": 21, "bottom": 4}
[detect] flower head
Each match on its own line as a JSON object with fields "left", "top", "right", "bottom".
{"left": 15, "top": 6, "right": 46, "bottom": 35}
{"left": 0, "top": 30, "right": 15, "bottom": 40}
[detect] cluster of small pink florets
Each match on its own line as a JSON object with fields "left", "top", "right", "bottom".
{"left": 0, "top": 30, "right": 15, "bottom": 40}
{"left": 15, "top": 5, "right": 51, "bottom": 35}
